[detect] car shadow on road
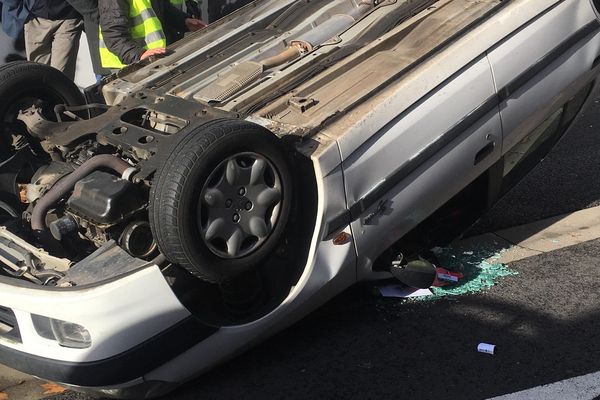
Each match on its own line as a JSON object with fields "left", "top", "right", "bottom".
{"left": 170, "top": 238, "right": 600, "bottom": 400}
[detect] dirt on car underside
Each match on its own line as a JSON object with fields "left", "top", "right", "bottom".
{"left": 103, "top": 0, "right": 505, "bottom": 135}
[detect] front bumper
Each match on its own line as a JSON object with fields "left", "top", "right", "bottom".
{"left": 0, "top": 265, "right": 216, "bottom": 387}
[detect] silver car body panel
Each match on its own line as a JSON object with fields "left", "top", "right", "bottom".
{"left": 489, "top": 0, "right": 600, "bottom": 151}
{"left": 345, "top": 57, "right": 502, "bottom": 278}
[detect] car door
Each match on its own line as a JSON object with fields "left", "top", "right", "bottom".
{"left": 487, "top": 0, "right": 600, "bottom": 192}
{"left": 341, "top": 56, "right": 503, "bottom": 277}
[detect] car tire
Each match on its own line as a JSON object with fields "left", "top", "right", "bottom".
{"left": 150, "top": 119, "right": 293, "bottom": 283}
{"left": 0, "top": 61, "right": 85, "bottom": 120}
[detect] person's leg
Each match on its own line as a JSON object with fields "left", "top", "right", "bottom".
{"left": 24, "top": 18, "right": 54, "bottom": 65}
{"left": 51, "top": 18, "right": 84, "bottom": 81}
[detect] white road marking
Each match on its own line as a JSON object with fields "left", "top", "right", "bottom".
{"left": 489, "top": 371, "right": 600, "bottom": 400}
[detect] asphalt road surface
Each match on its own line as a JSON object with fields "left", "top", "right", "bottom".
{"left": 32, "top": 96, "right": 600, "bottom": 399}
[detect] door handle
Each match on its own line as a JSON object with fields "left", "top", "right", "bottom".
{"left": 474, "top": 141, "right": 495, "bottom": 165}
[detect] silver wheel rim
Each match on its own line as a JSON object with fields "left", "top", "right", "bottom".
{"left": 198, "top": 152, "right": 283, "bottom": 259}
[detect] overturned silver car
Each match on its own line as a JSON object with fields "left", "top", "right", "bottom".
{"left": 0, "top": 0, "right": 599, "bottom": 398}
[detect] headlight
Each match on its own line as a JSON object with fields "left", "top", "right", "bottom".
{"left": 32, "top": 314, "right": 92, "bottom": 349}
{"left": 50, "top": 319, "right": 92, "bottom": 349}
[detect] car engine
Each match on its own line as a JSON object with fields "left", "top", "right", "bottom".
{"left": 14, "top": 125, "right": 156, "bottom": 260}
{"left": 0, "top": 95, "right": 200, "bottom": 286}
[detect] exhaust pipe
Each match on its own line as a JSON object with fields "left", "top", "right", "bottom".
{"left": 196, "top": 1, "right": 374, "bottom": 103}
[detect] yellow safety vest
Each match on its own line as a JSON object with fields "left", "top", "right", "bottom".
{"left": 170, "top": 0, "right": 184, "bottom": 10}
{"left": 99, "top": 0, "right": 166, "bottom": 69}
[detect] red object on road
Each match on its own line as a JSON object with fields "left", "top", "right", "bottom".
{"left": 432, "top": 267, "right": 464, "bottom": 287}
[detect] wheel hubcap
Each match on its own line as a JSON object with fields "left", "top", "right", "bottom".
{"left": 198, "top": 152, "right": 283, "bottom": 259}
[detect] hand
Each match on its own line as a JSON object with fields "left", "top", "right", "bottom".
{"left": 185, "top": 18, "right": 207, "bottom": 32}
{"left": 140, "top": 47, "right": 166, "bottom": 60}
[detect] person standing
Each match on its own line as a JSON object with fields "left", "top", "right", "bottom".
{"left": 24, "top": 0, "right": 83, "bottom": 80}
{"left": 65, "top": 0, "right": 111, "bottom": 77}
{"left": 0, "top": 0, "right": 84, "bottom": 80}
{"left": 98, "top": 0, "right": 206, "bottom": 70}
{"left": 0, "top": 0, "right": 32, "bottom": 46}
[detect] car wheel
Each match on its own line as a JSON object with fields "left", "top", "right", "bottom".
{"left": 0, "top": 61, "right": 85, "bottom": 156}
{"left": 150, "top": 119, "right": 293, "bottom": 283}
